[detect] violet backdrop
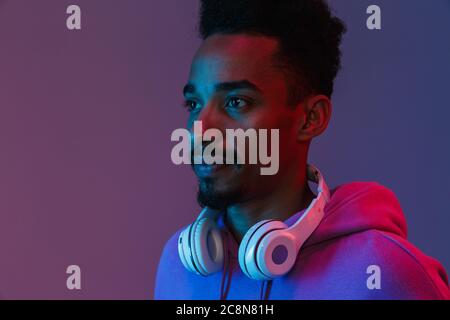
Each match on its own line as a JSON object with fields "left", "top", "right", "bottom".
{"left": 0, "top": 0, "right": 449, "bottom": 299}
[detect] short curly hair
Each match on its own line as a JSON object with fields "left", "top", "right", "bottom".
{"left": 199, "top": 0, "right": 346, "bottom": 104}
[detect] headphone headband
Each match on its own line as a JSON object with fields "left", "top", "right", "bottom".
{"left": 178, "top": 164, "right": 331, "bottom": 280}
{"left": 289, "top": 164, "right": 330, "bottom": 249}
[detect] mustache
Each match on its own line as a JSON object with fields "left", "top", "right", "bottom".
{"left": 190, "top": 142, "right": 241, "bottom": 165}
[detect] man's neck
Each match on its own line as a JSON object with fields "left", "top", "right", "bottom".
{"left": 224, "top": 167, "right": 315, "bottom": 244}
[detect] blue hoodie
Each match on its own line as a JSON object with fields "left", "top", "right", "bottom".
{"left": 154, "top": 182, "right": 449, "bottom": 300}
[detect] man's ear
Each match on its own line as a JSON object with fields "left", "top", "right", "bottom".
{"left": 296, "top": 95, "right": 332, "bottom": 142}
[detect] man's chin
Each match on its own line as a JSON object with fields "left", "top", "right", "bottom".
{"left": 196, "top": 178, "right": 241, "bottom": 210}
{"left": 197, "top": 190, "right": 226, "bottom": 210}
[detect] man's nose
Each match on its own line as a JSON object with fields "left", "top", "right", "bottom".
{"left": 194, "top": 103, "right": 222, "bottom": 133}
{"left": 189, "top": 104, "right": 224, "bottom": 154}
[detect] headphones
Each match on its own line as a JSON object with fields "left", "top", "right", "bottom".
{"left": 178, "top": 164, "right": 330, "bottom": 280}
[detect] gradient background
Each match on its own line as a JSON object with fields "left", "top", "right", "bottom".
{"left": 0, "top": 0, "right": 449, "bottom": 299}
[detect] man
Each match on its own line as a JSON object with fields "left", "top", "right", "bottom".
{"left": 155, "top": 0, "right": 449, "bottom": 299}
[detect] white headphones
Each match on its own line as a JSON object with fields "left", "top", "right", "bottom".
{"left": 178, "top": 164, "right": 330, "bottom": 280}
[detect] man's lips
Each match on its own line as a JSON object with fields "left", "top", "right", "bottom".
{"left": 191, "top": 147, "right": 244, "bottom": 178}
{"left": 191, "top": 148, "right": 229, "bottom": 178}
{"left": 193, "top": 163, "right": 226, "bottom": 178}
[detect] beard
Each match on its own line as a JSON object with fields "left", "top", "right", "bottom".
{"left": 196, "top": 176, "right": 243, "bottom": 210}
{"left": 192, "top": 145, "right": 247, "bottom": 210}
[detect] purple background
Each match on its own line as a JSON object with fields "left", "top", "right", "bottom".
{"left": 0, "top": 0, "right": 448, "bottom": 299}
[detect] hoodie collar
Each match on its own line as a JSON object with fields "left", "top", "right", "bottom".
{"left": 216, "top": 182, "right": 408, "bottom": 257}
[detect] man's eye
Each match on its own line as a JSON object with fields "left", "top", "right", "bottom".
{"left": 183, "top": 100, "right": 200, "bottom": 112}
{"left": 225, "top": 97, "right": 248, "bottom": 110}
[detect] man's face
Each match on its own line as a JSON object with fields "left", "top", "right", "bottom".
{"left": 183, "top": 34, "right": 305, "bottom": 209}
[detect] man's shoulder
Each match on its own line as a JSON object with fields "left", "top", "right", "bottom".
{"left": 372, "top": 230, "right": 449, "bottom": 299}
{"left": 154, "top": 226, "right": 186, "bottom": 299}
{"left": 157, "top": 224, "right": 187, "bottom": 267}
{"left": 301, "top": 229, "right": 449, "bottom": 299}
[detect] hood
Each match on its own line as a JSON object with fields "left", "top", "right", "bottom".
{"left": 295, "top": 181, "right": 408, "bottom": 248}
{"left": 220, "top": 181, "right": 408, "bottom": 255}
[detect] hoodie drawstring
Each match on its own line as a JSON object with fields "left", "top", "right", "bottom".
{"left": 219, "top": 231, "right": 233, "bottom": 300}
{"left": 219, "top": 230, "right": 274, "bottom": 300}
{"left": 260, "top": 280, "right": 273, "bottom": 300}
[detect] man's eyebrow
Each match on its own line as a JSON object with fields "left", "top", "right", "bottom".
{"left": 183, "top": 84, "right": 196, "bottom": 96}
{"left": 215, "top": 80, "right": 262, "bottom": 93}
{"left": 182, "top": 80, "right": 262, "bottom": 96}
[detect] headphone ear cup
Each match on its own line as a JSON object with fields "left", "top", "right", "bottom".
{"left": 191, "top": 218, "right": 224, "bottom": 275}
{"left": 238, "top": 220, "right": 270, "bottom": 279}
{"left": 256, "top": 229, "right": 297, "bottom": 278}
{"left": 238, "top": 220, "right": 287, "bottom": 280}
{"left": 178, "top": 225, "right": 197, "bottom": 274}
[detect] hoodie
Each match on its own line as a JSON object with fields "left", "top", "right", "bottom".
{"left": 154, "top": 182, "right": 450, "bottom": 300}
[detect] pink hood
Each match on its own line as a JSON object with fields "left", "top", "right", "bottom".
{"left": 303, "top": 182, "right": 407, "bottom": 247}
{"left": 155, "top": 182, "right": 450, "bottom": 300}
